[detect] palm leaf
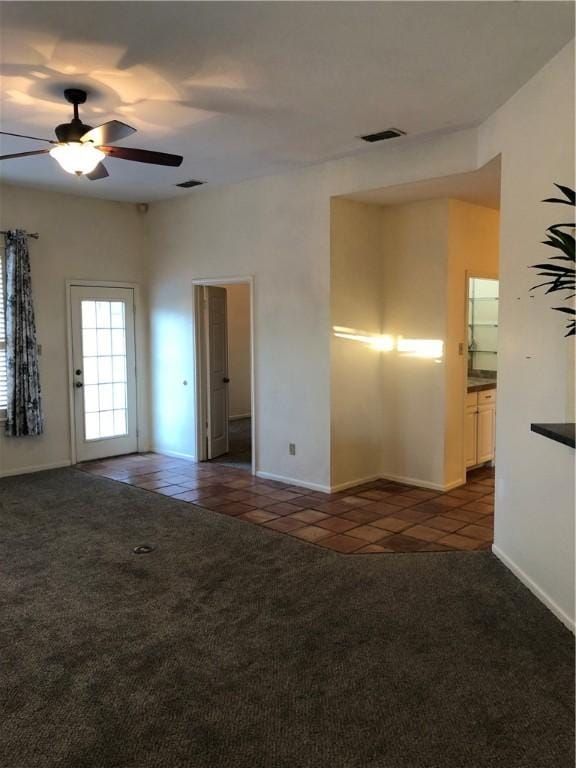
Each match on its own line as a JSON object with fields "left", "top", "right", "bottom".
{"left": 542, "top": 184, "right": 576, "bottom": 205}
{"left": 531, "top": 184, "right": 576, "bottom": 335}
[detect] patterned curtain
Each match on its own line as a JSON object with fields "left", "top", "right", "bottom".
{"left": 4, "top": 230, "right": 44, "bottom": 436}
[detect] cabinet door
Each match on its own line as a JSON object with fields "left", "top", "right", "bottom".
{"left": 465, "top": 406, "right": 478, "bottom": 468}
{"left": 477, "top": 404, "right": 495, "bottom": 464}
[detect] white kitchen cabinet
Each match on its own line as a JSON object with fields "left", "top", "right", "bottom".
{"left": 465, "top": 388, "right": 496, "bottom": 469}
{"left": 465, "top": 404, "right": 478, "bottom": 468}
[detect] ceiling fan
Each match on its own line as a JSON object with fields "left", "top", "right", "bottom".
{"left": 0, "top": 88, "right": 183, "bottom": 180}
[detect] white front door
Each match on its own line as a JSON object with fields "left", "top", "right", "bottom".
{"left": 205, "top": 286, "right": 229, "bottom": 459}
{"left": 70, "top": 285, "right": 138, "bottom": 462}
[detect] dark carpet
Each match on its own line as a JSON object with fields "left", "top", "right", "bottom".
{"left": 1, "top": 468, "right": 573, "bottom": 768}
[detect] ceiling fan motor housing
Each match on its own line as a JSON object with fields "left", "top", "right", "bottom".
{"left": 55, "top": 119, "right": 93, "bottom": 143}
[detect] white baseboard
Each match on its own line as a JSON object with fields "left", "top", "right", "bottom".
{"left": 256, "top": 470, "right": 330, "bottom": 493}
{"left": 378, "top": 472, "right": 455, "bottom": 492}
{"left": 492, "top": 544, "right": 575, "bottom": 633}
{"left": 0, "top": 459, "right": 72, "bottom": 479}
{"left": 330, "top": 473, "right": 382, "bottom": 493}
{"left": 229, "top": 413, "right": 251, "bottom": 421}
{"left": 152, "top": 448, "right": 196, "bottom": 462}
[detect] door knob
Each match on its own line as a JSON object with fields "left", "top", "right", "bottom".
{"left": 75, "top": 381, "right": 83, "bottom": 388}
{"left": 75, "top": 369, "right": 82, "bottom": 375}
{"left": 222, "top": 377, "right": 230, "bottom": 383}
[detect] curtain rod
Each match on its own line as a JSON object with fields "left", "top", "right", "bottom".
{"left": 0, "top": 230, "right": 39, "bottom": 239}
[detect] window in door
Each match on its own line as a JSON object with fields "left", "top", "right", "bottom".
{"left": 80, "top": 299, "right": 129, "bottom": 440}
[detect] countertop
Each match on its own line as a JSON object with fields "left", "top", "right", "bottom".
{"left": 530, "top": 423, "right": 575, "bottom": 449}
{"left": 467, "top": 377, "right": 497, "bottom": 393}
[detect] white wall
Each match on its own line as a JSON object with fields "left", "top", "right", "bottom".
{"left": 478, "top": 41, "right": 575, "bottom": 628}
{"left": 223, "top": 283, "right": 251, "bottom": 419}
{"left": 330, "top": 198, "right": 383, "bottom": 488}
{"left": 0, "top": 184, "right": 148, "bottom": 476}
{"left": 146, "top": 128, "right": 479, "bottom": 489}
{"left": 379, "top": 200, "right": 450, "bottom": 489}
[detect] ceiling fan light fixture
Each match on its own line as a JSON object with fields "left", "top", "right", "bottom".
{"left": 49, "top": 141, "right": 105, "bottom": 175}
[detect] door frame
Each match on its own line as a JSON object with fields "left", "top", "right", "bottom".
{"left": 462, "top": 269, "right": 499, "bottom": 479}
{"left": 65, "top": 279, "right": 144, "bottom": 465}
{"left": 192, "top": 276, "right": 256, "bottom": 475}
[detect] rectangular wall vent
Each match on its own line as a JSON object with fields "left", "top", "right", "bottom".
{"left": 175, "top": 179, "right": 205, "bottom": 188}
{"left": 360, "top": 128, "right": 406, "bottom": 143}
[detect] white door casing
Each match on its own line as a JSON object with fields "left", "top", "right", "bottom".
{"left": 70, "top": 285, "right": 137, "bottom": 462}
{"left": 204, "top": 286, "right": 229, "bottom": 459}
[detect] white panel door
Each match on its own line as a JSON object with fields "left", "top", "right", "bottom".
{"left": 205, "top": 286, "right": 229, "bottom": 459}
{"left": 70, "top": 286, "right": 138, "bottom": 462}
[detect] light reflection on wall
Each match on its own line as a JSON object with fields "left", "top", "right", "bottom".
{"left": 333, "top": 326, "right": 444, "bottom": 361}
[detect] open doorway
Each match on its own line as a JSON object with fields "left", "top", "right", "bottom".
{"left": 193, "top": 278, "right": 255, "bottom": 473}
{"left": 465, "top": 274, "right": 498, "bottom": 476}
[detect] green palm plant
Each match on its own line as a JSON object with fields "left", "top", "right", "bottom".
{"left": 530, "top": 184, "right": 575, "bottom": 336}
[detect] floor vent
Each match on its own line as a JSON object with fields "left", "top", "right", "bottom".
{"left": 175, "top": 179, "right": 205, "bottom": 188}
{"left": 133, "top": 544, "right": 155, "bottom": 555}
{"left": 360, "top": 128, "right": 406, "bottom": 143}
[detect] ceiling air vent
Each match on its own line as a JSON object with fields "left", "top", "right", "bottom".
{"left": 360, "top": 128, "right": 406, "bottom": 143}
{"left": 175, "top": 179, "right": 205, "bottom": 188}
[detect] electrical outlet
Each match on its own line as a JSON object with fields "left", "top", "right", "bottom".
{"left": 289, "top": 443, "right": 296, "bottom": 456}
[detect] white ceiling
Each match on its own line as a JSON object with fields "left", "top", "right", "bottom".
{"left": 345, "top": 157, "right": 501, "bottom": 210}
{"left": 0, "top": 2, "right": 573, "bottom": 202}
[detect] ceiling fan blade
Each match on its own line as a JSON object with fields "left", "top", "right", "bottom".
{"left": 0, "top": 130, "right": 55, "bottom": 144}
{"left": 81, "top": 120, "right": 136, "bottom": 146}
{"left": 0, "top": 149, "right": 51, "bottom": 160}
{"left": 86, "top": 162, "right": 109, "bottom": 181}
{"left": 100, "top": 145, "right": 183, "bottom": 167}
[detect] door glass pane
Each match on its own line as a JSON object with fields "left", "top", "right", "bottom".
{"left": 112, "top": 356, "right": 126, "bottom": 382}
{"left": 110, "top": 302, "right": 124, "bottom": 328}
{"left": 83, "top": 357, "right": 98, "bottom": 385}
{"left": 85, "top": 412, "right": 100, "bottom": 440}
{"left": 99, "top": 410, "right": 115, "bottom": 438}
{"left": 82, "top": 301, "right": 97, "bottom": 328}
{"left": 81, "top": 299, "right": 129, "bottom": 440}
{"left": 97, "top": 356, "right": 113, "bottom": 384}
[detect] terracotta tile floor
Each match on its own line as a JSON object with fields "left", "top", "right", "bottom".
{"left": 78, "top": 453, "right": 494, "bottom": 555}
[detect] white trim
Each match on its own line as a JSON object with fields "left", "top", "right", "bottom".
{"left": 65, "top": 279, "right": 144, "bottom": 465}
{"left": 193, "top": 276, "right": 256, "bottom": 475}
{"left": 331, "top": 473, "right": 465, "bottom": 494}
{"left": 329, "top": 473, "right": 382, "bottom": 493}
{"left": 0, "top": 459, "right": 71, "bottom": 478}
{"left": 229, "top": 413, "right": 251, "bottom": 421}
{"left": 378, "top": 472, "right": 464, "bottom": 492}
{"left": 152, "top": 447, "right": 196, "bottom": 462}
{"left": 256, "top": 470, "right": 330, "bottom": 493}
{"left": 492, "top": 544, "right": 574, "bottom": 633}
